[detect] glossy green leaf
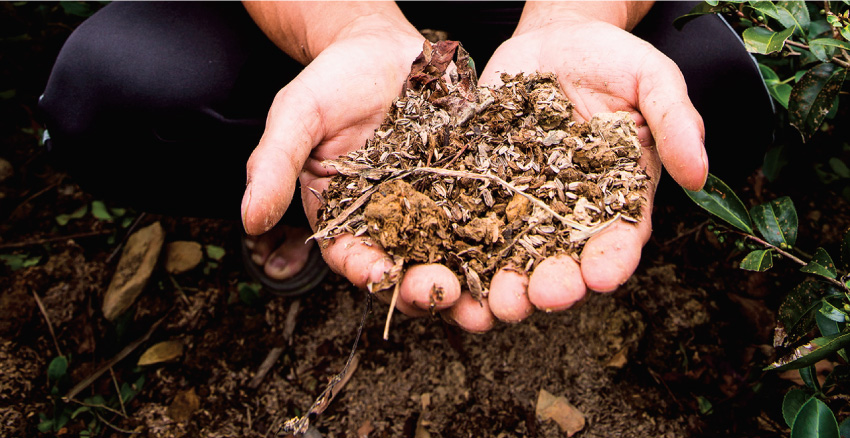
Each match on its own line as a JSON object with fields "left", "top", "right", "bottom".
{"left": 763, "top": 145, "right": 789, "bottom": 181}
{"left": 47, "top": 356, "right": 68, "bottom": 381}
{"left": 840, "top": 227, "right": 850, "bottom": 270}
{"left": 801, "top": 365, "right": 821, "bottom": 392}
{"left": 783, "top": 388, "right": 812, "bottom": 427}
{"left": 751, "top": 197, "right": 798, "bottom": 248}
{"left": 673, "top": 2, "right": 729, "bottom": 30}
{"left": 789, "top": 63, "right": 847, "bottom": 141}
{"left": 823, "top": 364, "right": 850, "bottom": 392}
{"left": 778, "top": 279, "right": 834, "bottom": 346}
{"left": 747, "top": 1, "right": 781, "bottom": 20}
{"left": 741, "top": 249, "right": 774, "bottom": 271}
{"left": 829, "top": 158, "right": 850, "bottom": 178}
{"left": 839, "top": 416, "right": 850, "bottom": 438}
{"left": 683, "top": 173, "right": 753, "bottom": 234}
{"left": 777, "top": 2, "right": 811, "bottom": 34}
{"left": 791, "top": 398, "right": 839, "bottom": 438}
{"left": 810, "top": 38, "right": 850, "bottom": 51}
{"left": 768, "top": 332, "right": 850, "bottom": 371}
{"left": 743, "top": 26, "right": 795, "bottom": 54}
{"left": 818, "top": 300, "right": 847, "bottom": 323}
{"left": 801, "top": 248, "right": 838, "bottom": 279}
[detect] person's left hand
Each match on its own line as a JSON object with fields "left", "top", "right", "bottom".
{"left": 442, "top": 8, "right": 708, "bottom": 328}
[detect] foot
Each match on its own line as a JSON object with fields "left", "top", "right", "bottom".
{"left": 244, "top": 224, "right": 315, "bottom": 281}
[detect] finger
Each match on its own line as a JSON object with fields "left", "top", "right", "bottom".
{"left": 242, "top": 74, "right": 325, "bottom": 235}
{"left": 319, "top": 233, "right": 394, "bottom": 290}
{"left": 400, "top": 264, "right": 461, "bottom": 311}
{"left": 488, "top": 268, "right": 534, "bottom": 323}
{"left": 582, "top": 146, "right": 660, "bottom": 292}
{"left": 527, "top": 254, "right": 586, "bottom": 311}
{"left": 636, "top": 52, "right": 708, "bottom": 191}
{"left": 442, "top": 293, "right": 496, "bottom": 333}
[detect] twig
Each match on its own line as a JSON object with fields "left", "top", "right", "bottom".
{"left": 109, "top": 366, "right": 128, "bottom": 417}
{"left": 64, "top": 314, "right": 167, "bottom": 401}
{"left": 741, "top": 233, "right": 849, "bottom": 291}
{"left": 248, "top": 347, "right": 284, "bottom": 389}
{"left": 31, "top": 290, "right": 62, "bottom": 358}
{"left": 95, "top": 411, "right": 140, "bottom": 434}
{"left": 107, "top": 213, "right": 147, "bottom": 264}
{"left": 66, "top": 397, "right": 128, "bottom": 419}
{"left": 283, "top": 298, "right": 301, "bottom": 346}
{"left": 0, "top": 230, "right": 112, "bottom": 249}
{"left": 383, "top": 279, "right": 402, "bottom": 341}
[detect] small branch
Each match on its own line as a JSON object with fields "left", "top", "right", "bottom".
{"left": 742, "top": 233, "right": 849, "bottom": 291}
{"left": 66, "top": 397, "right": 128, "bottom": 419}
{"left": 32, "top": 290, "right": 63, "bottom": 358}
{"left": 95, "top": 411, "right": 140, "bottom": 435}
{"left": 109, "top": 367, "right": 128, "bottom": 417}
{"left": 64, "top": 314, "right": 167, "bottom": 401}
{"left": 107, "top": 213, "right": 147, "bottom": 264}
{"left": 383, "top": 278, "right": 402, "bottom": 341}
{"left": 248, "top": 347, "right": 285, "bottom": 389}
{"left": 0, "top": 230, "right": 112, "bottom": 249}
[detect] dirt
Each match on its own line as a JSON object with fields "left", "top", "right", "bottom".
{"left": 6, "top": 11, "right": 850, "bottom": 438}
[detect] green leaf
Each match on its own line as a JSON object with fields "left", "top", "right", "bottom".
{"left": 778, "top": 279, "right": 834, "bottom": 346}
{"left": 55, "top": 204, "right": 88, "bottom": 226}
{"left": 205, "top": 244, "right": 226, "bottom": 261}
{"left": 47, "top": 356, "right": 68, "bottom": 381}
{"left": 683, "top": 173, "right": 753, "bottom": 234}
{"left": 751, "top": 197, "right": 798, "bottom": 248}
{"left": 0, "top": 253, "right": 41, "bottom": 271}
{"left": 818, "top": 300, "right": 847, "bottom": 323}
{"left": 239, "top": 282, "right": 262, "bottom": 306}
{"left": 801, "top": 248, "right": 838, "bottom": 279}
{"left": 799, "top": 365, "right": 821, "bottom": 392}
{"left": 841, "top": 417, "right": 850, "bottom": 438}
{"left": 747, "top": 1, "right": 782, "bottom": 20}
{"left": 789, "top": 63, "right": 847, "bottom": 141}
{"left": 743, "top": 26, "right": 796, "bottom": 54}
{"left": 763, "top": 145, "right": 789, "bottom": 181}
{"left": 791, "top": 398, "right": 839, "bottom": 438}
{"left": 784, "top": 388, "right": 812, "bottom": 427}
{"left": 768, "top": 332, "right": 850, "bottom": 371}
{"left": 109, "top": 207, "right": 127, "bottom": 217}
{"left": 829, "top": 158, "right": 850, "bottom": 178}
{"left": 777, "top": 1, "right": 811, "bottom": 34}
{"left": 741, "top": 249, "right": 774, "bottom": 271}
{"left": 810, "top": 38, "right": 850, "bottom": 51}
{"left": 70, "top": 406, "right": 91, "bottom": 419}
{"left": 91, "top": 200, "right": 112, "bottom": 221}
{"left": 674, "top": 2, "right": 729, "bottom": 30}
{"left": 840, "top": 228, "right": 850, "bottom": 270}
{"left": 37, "top": 418, "right": 54, "bottom": 433}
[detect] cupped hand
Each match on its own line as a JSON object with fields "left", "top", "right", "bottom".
{"left": 443, "top": 17, "right": 709, "bottom": 328}
{"left": 241, "top": 25, "right": 467, "bottom": 316}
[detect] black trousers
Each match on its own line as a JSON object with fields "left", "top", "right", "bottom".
{"left": 39, "top": 2, "right": 773, "bottom": 221}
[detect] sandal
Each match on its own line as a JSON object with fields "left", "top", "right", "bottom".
{"left": 241, "top": 235, "right": 329, "bottom": 297}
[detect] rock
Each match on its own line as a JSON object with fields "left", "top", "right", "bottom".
{"left": 167, "top": 388, "right": 200, "bottom": 422}
{"left": 0, "top": 157, "right": 13, "bottom": 183}
{"left": 102, "top": 222, "right": 165, "bottom": 320}
{"left": 536, "top": 389, "right": 585, "bottom": 437}
{"left": 164, "top": 241, "right": 203, "bottom": 274}
{"left": 138, "top": 340, "right": 184, "bottom": 366}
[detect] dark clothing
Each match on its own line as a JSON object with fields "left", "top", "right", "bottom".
{"left": 39, "top": 1, "right": 773, "bottom": 220}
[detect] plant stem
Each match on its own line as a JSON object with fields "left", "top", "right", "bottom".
{"left": 742, "top": 233, "right": 849, "bottom": 291}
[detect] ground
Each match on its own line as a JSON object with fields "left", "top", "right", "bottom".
{"left": 3, "top": 3, "right": 850, "bottom": 438}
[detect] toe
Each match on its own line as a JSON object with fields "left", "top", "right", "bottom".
{"left": 527, "top": 254, "right": 586, "bottom": 311}
{"left": 488, "top": 268, "right": 534, "bottom": 323}
{"left": 400, "top": 264, "right": 461, "bottom": 311}
{"left": 248, "top": 224, "right": 288, "bottom": 265}
{"left": 263, "top": 226, "right": 314, "bottom": 280}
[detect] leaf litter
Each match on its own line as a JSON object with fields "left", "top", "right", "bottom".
{"left": 313, "top": 40, "right": 649, "bottom": 300}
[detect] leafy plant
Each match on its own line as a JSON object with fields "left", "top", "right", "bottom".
{"left": 686, "top": 173, "right": 850, "bottom": 436}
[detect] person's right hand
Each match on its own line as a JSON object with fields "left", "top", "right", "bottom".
{"left": 240, "top": 4, "right": 467, "bottom": 316}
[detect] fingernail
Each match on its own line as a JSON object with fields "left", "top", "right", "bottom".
{"left": 369, "top": 258, "right": 395, "bottom": 285}
{"left": 241, "top": 184, "right": 252, "bottom": 231}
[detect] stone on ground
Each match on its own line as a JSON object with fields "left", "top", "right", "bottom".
{"left": 102, "top": 222, "right": 165, "bottom": 320}
{"left": 536, "top": 389, "right": 586, "bottom": 436}
{"left": 165, "top": 241, "right": 203, "bottom": 274}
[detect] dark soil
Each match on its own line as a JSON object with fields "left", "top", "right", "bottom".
{"left": 4, "top": 4, "right": 850, "bottom": 438}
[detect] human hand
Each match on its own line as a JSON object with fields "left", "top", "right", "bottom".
{"left": 440, "top": 3, "right": 709, "bottom": 328}
{"left": 241, "top": 5, "right": 468, "bottom": 316}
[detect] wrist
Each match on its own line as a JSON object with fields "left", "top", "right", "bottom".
{"left": 244, "top": 2, "right": 422, "bottom": 64}
{"left": 514, "top": 1, "right": 654, "bottom": 34}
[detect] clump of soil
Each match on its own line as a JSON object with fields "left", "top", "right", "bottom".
{"left": 316, "top": 40, "right": 649, "bottom": 294}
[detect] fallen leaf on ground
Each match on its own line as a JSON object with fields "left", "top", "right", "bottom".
{"left": 536, "top": 389, "right": 585, "bottom": 436}
{"left": 138, "top": 340, "right": 184, "bottom": 366}
{"left": 167, "top": 387, "right": 200, "bottom": 422}
{"left": 165, "top": 241, "right": 203, "bottom": 274}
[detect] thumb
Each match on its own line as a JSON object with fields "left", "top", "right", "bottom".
{"left": 241, "top": 75, "right": 324, "bottom": 235}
